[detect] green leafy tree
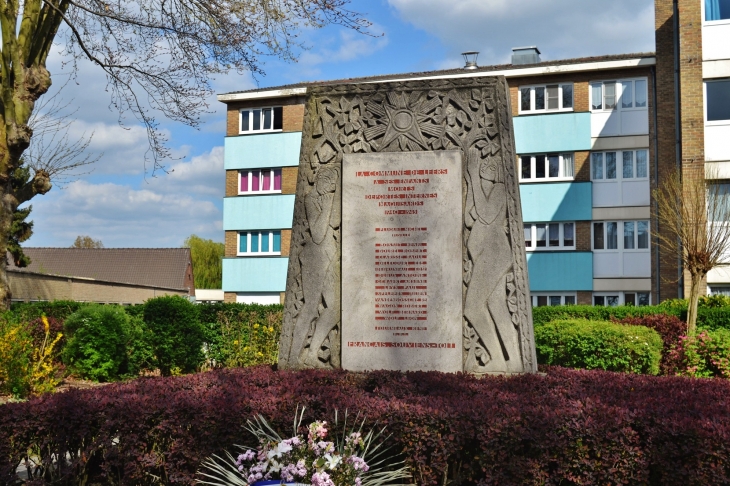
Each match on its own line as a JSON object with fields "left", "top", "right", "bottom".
{"left": 0, "top": 0, "right": 369, "bottom": 309}
{"left": 184, "top": 234, "right": 223, "bottom": 289}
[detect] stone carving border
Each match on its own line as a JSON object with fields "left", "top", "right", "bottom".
{"left": 278, "top": 77, "right": 536, "bottom": 373}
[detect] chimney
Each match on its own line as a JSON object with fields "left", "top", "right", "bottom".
{"left": 511, "top": 46, "right": 541, "bottom": 65}
{"left": 461, "top": 51, "right": 479, "bottom": 70}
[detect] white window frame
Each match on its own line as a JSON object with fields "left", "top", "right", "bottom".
{"left": 531, "top": 293, "right": 577, "bottom": 307}
{"left": 237, "top": 230, "right": 282, "bottom": 256}
{"left": 519, "top": 153, "right": 575, "bottom": 182}
{"left": 704, "top": 79, "right": 730, "bottom": 126}
{"left": 238, "top": 168, "right": 283, "bottom": 195}
{"left": 590, "top": 149, "right": 650, "bottom": 183}
{"left": 702, "top": 0, "right": 730, "bottom": 25}
{"left": 239, "top": 106, "right": 283, "bottom": 134}
{"left": 592, "top": 220, "right": 650, "bottom": 253}
{"left": 593, "top": 292, "right": 651, "bottom": 306}
{"left": 590, "top": 79, "right": 648, "bottom": 113}
{"left": 518, "top": 83, "right": 574, "bottom": 114}
{"left": 524, "top": 222, "right": 576, "bottom": 251}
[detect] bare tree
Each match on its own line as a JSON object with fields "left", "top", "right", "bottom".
{"left": 71, "top": 235, "right": 103, "bottom": 248}
{"left": 0, "top": 0, "right": 370, "bottom": 308}
{"left": 653, "top": 167, "right": 730, "bottom": 335}
{"left": 25, "top": 80, "right": 100, "bottom": 186}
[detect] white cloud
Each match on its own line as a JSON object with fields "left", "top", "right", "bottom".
{"left": 25, "top": 179, "right": 222, "bottom": 248}
{"left": 147, "top": 146, "right": 224, "bottom": 197}
{"left": 387, "top": 0, "right": 655, "bottom": 66}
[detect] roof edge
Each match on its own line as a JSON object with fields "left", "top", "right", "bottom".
{"left": 217, "top": 54, "right": 656, "bottom": 103}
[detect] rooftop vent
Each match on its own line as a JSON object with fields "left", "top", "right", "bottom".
{"left": 511, "top": 46, "right": 541, "bottom": 65}
{"left": 461, "top": 51, "right": 479, "bottom": 70}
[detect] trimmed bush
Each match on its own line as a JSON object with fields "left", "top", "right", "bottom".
{"left": 618, "top": 313, "right": 686, "bottom": 374}
{"left": 531, "top": 304, "right": 679, "bottom": 327}
{"left": 62, "top": 305, "right": 134, "bottom": 382}
{"left": 535, "top": 319, "right": 663, "bottom": 374}
{"left": 11, "top": 300, "right": 89, "bottom": 322}
{"left": 143, "top": 296, "right": 204, "bottom": 376}
{"left": 2, "top": 367, "right": 730, "bottom": 485}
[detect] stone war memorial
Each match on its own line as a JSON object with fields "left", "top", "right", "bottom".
{"left": 278, "top": 77, "right": 537, "bottom": 374}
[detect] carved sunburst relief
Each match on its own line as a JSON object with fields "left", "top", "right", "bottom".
{"left": 279, "top": 78, "right": 536, "bottom": 375}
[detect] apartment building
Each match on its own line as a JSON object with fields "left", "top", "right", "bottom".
{"left": 218, "top": 49, "right": 670, "bottom": 306}
{"left": 654, "top": 0, "right": 730, "bottom": 296}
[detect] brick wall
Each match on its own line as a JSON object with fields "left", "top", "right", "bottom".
{"left": 226, "top": 97, "right": 306, "bottom": 137}
{"left": 577, "top": 291, "right": 593, "bottom": 305}
{"left": 225, "top": 170, "right": 238, "bottom": 197}
{"left": 576, "top": 221, "right": 592, "bottom": 252}
{"left": 677, "top": 0, "right": 706, "bottom": 297}
{"left": 224, "top": 292, "right": 236, "bottom": 303}
{"left": 225, "top": 231, "right": 237, "bottom": 257}
{"left": 654, "top": 0, "right": 682, "bottom": 301}
{"left": 574, "top": 151, "right": 590, "bottom": 182}
{"left": 282, "top": 167, "right": 298, "bottom": 194}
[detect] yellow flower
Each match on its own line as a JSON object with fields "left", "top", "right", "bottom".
{"left": 254, "top": 323, "right": 259, "bottom": 329}
{"left": 42, "top": 316, "right": 49, "bottom": 334}
{"left": 233, "top": 340, "right": 239, "bottom": 345}
{"left": 268, "top": 327, "right": 274, "bottom": 333}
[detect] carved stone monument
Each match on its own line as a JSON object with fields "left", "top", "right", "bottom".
{"left": 278, "top": 77, "right": 537, "bottom": 374}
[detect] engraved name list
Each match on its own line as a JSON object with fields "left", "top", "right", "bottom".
{"left": 342, "top": 151, "right": 463, "bottom": 372}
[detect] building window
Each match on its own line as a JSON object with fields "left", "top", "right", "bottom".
{"left": 591, "top": 150, "right": 649, "bottom": 181}
{"left": 238, "top": 231, "right": 282, "bottom": 255}
{"left": 706, "top": 79, "right": 730, "bottom": 122}
{"left": 531, "top": 294, "right": 577, "bottom": 306}
{"left": 520, "top": 153, "right": 574, "bottom": 181}
{"left": 709, "top": 286, "right": 730, "bottom": 296}
{"left": 594, "top": 292, "right": 650, "bottom": 306}
{"left": 239, "top": 168, "right": 282, "bottom": 194}
{"left": 240, "top": 107, "right": 283, "bottom": 133}
{"left": 593, "top": 220, "right": 649, "bottom": 251}
{"left": 524, "top": 222, "right": 576, "bottom": 250}
{"left": 519, "top": 84, "right": 573, "bottom": 113}
{"left": 705, "top": 0, "right": 730, "bottom": 21}
{"left": 591, "top": 79, "right": 647, "bottom": 112}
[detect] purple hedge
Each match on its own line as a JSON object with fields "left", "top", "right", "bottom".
{"left": 1, "top": 366, "right": 730, "bottom": 485}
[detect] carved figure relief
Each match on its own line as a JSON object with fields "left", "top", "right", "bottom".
{"left": 279, "top": 78, "right": 536, "bottom": 373}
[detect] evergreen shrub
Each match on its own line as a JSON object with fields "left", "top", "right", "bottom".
{"left": 535, "top": 319, "right": 663, "bottom": 374}
{"left": 62, "top": 305, "right": 133, "bottom": 382}
{"left": 143, "top": 296, "right": 204, "bottom": 376}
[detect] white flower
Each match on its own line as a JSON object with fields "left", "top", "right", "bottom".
{"left": 323, "top": 453, "right": 342, "bottom": 470}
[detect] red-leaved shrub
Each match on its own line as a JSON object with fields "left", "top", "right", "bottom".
{"left": 1, "top": 366, "right": 730, "bottom": 485}
{"left": 618, "top": 314, "right": 687, "bottom": 374}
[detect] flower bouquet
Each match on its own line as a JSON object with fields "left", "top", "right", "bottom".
{"left": 197, "top": 408, "right": 411, "bottom": 486}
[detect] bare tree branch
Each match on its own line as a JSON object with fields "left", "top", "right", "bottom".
{"left": 653, "top": 166, "right": 730, "bottom": 334}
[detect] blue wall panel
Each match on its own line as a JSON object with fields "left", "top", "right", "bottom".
{"left": 224, "top": 132, "right": 302, "bottom": 170}
{"left": 513, "top": 113, "right": 591, "bottom": 154}
{"left": 526, "top": 252, "right": 593, "bottom": 291}
{"left": 520, "top": 182, "right": 592, "bottom": 222}
{"left": 224, "top": 195, "right": 295, "bottom": 230}
{"left": 223, "top": 257, "right": 289, "bottom": 292}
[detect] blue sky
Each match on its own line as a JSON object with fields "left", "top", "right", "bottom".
{"left": 24, "top": 0, "right": 655, "bottom": 248}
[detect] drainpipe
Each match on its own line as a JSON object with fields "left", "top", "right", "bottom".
{"left": 673, "top": 0, "right": 684, "bottom": 298}
{"left": 652, "top": 65, "right": 661, "bottom": 303}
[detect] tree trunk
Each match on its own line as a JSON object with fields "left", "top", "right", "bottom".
{"left": 686, "top": 271, "right": 703, "bottom": 336}
{"left": 0, "top": 187, "right": 11, "bottom": 309}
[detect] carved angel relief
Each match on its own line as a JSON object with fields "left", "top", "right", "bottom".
{"left": 279, "top": 78, "right": 536, "bottom": 373}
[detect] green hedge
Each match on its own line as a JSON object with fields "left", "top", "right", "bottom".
{"left": 535, "top": 319, "right": 663, "bottom": 375}
{"left": 532, "top": 304, "right": 730, "bottom": 331}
